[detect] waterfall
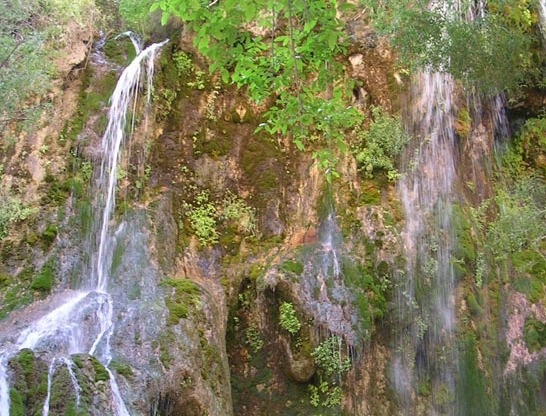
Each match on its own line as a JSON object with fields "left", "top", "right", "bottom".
{"left": 0, "top": 38, "right": 167, "bottom": 415}
{"left": 394, "top": 71, "right": 458, "bottom": 411}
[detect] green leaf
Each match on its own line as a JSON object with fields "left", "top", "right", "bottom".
{"left": 221, "top": 68, "right": 230, "bottom": 84}
{"left": 150, "top": 2, "right": 161, "bottom": 12}
{"left": 161, "top": 10, "right": 169, "bottom": 25}
{"left": 244, "top": 2, "right": 256, "bottom": 21}
{"left": 303, "top": 19, "right": 317, "bottom": 34}
{"left": 327, "top": 32, "right": 337, "bottom": 51}
{"left": 198, "top": 34, "right": 210, "bottom": 50}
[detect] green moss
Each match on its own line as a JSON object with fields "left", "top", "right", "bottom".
{"left": 452, "top": 204, "right": 477, "bottom": 266}
{"left": 195, "top": 123, "right": 234, "bottom": 158}
{"left": 17, "top": 349, "right": 35, "bottom": 377}
{"left": 110, "top": 240, "right": 125, "bottom": 275}
{"left": 457, "top": 335, "right": 492, "bottom": 415}
{"left": 103, "top": 40, "right": 137, "bottom": 68}
{"left": 161, "top": 278, "right": 202, "bottom": 325}
{"left": 41, "top": 224, "right": 58, "bottom": 245}
{"left": 89, "top": 356, "right": 110, "bottom": 382}
{"left": 0, "top": 284, "right": 32, "bottom": 319}
{"left": 467, "top": 293, "right": 483, "bottom": 317}
{"left": 359, "top": 180, "right": 382, "bottom": 205}
{"left": 0, "top": 271, "right": 11, "bottom": 287}
{"left": 524, "top": 317, "right": 546, "bottom": 353}
{"left": 280, "top": 259, "right": 304, "bottom": 275}
{"left": 72, "top": 355, "right": 84, "bottom": 368}
{"left": 513, "top": 277, "right": 543, "bottom": 304}
{"left": 30, "top": 261, "right": 55, "bottom": 292}
{"left": 9, "top": 388, "right": 24, "bottom": 416}
{"left": 241, "top": 134, "right": 283, "bottom": 193}
{"left": 249, "top": 264, "right": 264, "bottom": 281}
{"left": 512, "top": 250, "right": 546, "bottom": 280}
{"left": 110, "top": 360, "right": 134, "bottom": 379}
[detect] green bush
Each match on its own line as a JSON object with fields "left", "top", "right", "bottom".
{"left": 279, "top": 302, "right": 301, "bottom": 335}
{"left": 311, "top": 336, "right": 351, "bottom": 377}
{"left": 30, "top": 262, "right": 55, "bottom": 292}
{"left": 183, "top": 191, "right": 218, "bottom": 245}
{"left": 353, "top": 106, "right": 409, "bottom": 180}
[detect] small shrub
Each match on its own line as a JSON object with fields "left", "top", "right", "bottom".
{"left": 311, "top": 336, "right": 351, "bottom": 377}
{"left": 279, "top": 302, "right": 301, "bottom": 335}
{"left": 353, "top": 106, "right": 409, "bottom": 180}
{"left": 245, "top": 326, "right": 264, "bottom": 353}
{"left": 184, "top": 190, "right": 218, "bottom": 245}
{"left": 30, "top": 262, "right": 55, "bottom": 292}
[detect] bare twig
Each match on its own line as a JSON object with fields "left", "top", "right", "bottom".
{"left": 0, "top": 41, "right": 22, "bottom": 70}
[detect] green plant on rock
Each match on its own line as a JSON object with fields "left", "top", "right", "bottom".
{"left": 245, "top": 325, "right": 264, "bottom": 353}
{"left": 173, "top": 51, "right": 194, "bottom": 76}
{"left": 279, "top": 301, "right": 301, "bottom": 335}
{"left": 183, "top": 190, "right": 218, "bottom": 245}
{"left": 308, "top": 381, "right": 343, "bottom": 409}
{"left": 312, "top": 336, "right": 351, "bottom": 377}
{"left": 220, "top": 191, "right": 257, "bottom": 235}
{"left": 353, "top": 106, "right": 409, "bottom": 180}
{"left": 0, "top": 183, "right": 33, "bottom": 240}
{"left": 161, "top": 278, "right": 202, "bottom": 325}
{"left": 307, "top": 335, "right": 351, "bottom": 408}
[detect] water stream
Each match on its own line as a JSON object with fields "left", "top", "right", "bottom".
{"left": 0, "top": 38, "right": 167, "bottom": 415}
{"left": 394, "top": 71, "right": 459, "bottom": 412}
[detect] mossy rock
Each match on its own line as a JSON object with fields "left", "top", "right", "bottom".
{"left": 280, "top": 260, "right": 304, "bottom": 275}
{"left": 89, "top": 355, "right": 110, "bottom": 382}
{"left": 524, "top": 317, "right": 546, "bottom": 353}
{"left": 161, "top": 278, "right": 202, "bottom": 325}
{"left": 513, "top": 277, "right": 544, "bottom": 304}
{"left": 41, "top": 224, "right": 58, "bottom": 245}
{"left": 30, "top": 261, "right": 55, "bottom": 293}
{"left": 9, "top": 388, "right": 25, "bottom": 416}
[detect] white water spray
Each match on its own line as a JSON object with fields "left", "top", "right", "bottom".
{"left": 0, "top": 38, "right": 168, "bottom": 415}
{"left": 394, "top": 70, "right": 459, "bottom": 408}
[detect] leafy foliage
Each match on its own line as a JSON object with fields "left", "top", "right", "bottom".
{"left": 183, "top": 189, "right": 257, "bottom": 245}
{"left": 0, "top": 165, "right": 33, "bottom": 239}
{"left": 279, "top": 301, "right": 301, "bottom": 335}
{"left": 362, "top": 0, "right": 542, "bottom": 92}
{"left": 183, "top": 190, "right": 219, "bottom": 245}
{"left": 151, "top": 0, "right": 362, "bottom": 179}
{"left": 311, "top": 335, "right": 351, "bottom": 377}
{"left": 0, "top": 0, "right": 97, "bottom": 132}
{"left": 353, "top": 106, "right": 409, "bottom": 180}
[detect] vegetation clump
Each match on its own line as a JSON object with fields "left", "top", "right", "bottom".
{"left": 279, "top": 302, "right": 301, "bottom": 335}
{"left": 353, "top": 106, "right": 409, "bottom": 180}
{"left": 29, "top": 261, "right": 55, "bottom": 293}
{"left": 161, "top": 278, "right": 202, "bottom": 325}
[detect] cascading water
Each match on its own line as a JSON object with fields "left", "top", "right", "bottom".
{"left": 394, "top": 71, "right": 459, "bottom": 412}
{"left": 0, "top": 38, "right": 167, "bottom": 415}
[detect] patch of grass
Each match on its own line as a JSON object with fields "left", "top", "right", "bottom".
{"left": 280, "top": 260, "right": 304, "bottom": 275}
{"left": 89, "top": 356, "right": 110, "bottom": 382}
{"left": 524, "top": 318, "right": 546, "bottom": 353}
{"left": 30, "top": 261, "right": 55, "bottom": 293}
{"left": 17, "top": 349, "right": 35, "bottom": 378}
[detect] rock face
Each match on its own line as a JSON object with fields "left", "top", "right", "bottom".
{"left": 1, "top": 14, "right": 546, "bottom": 416}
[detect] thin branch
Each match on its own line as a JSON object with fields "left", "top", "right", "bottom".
{"left": 0, "top": 41, "right": 22, "bottom": 70}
